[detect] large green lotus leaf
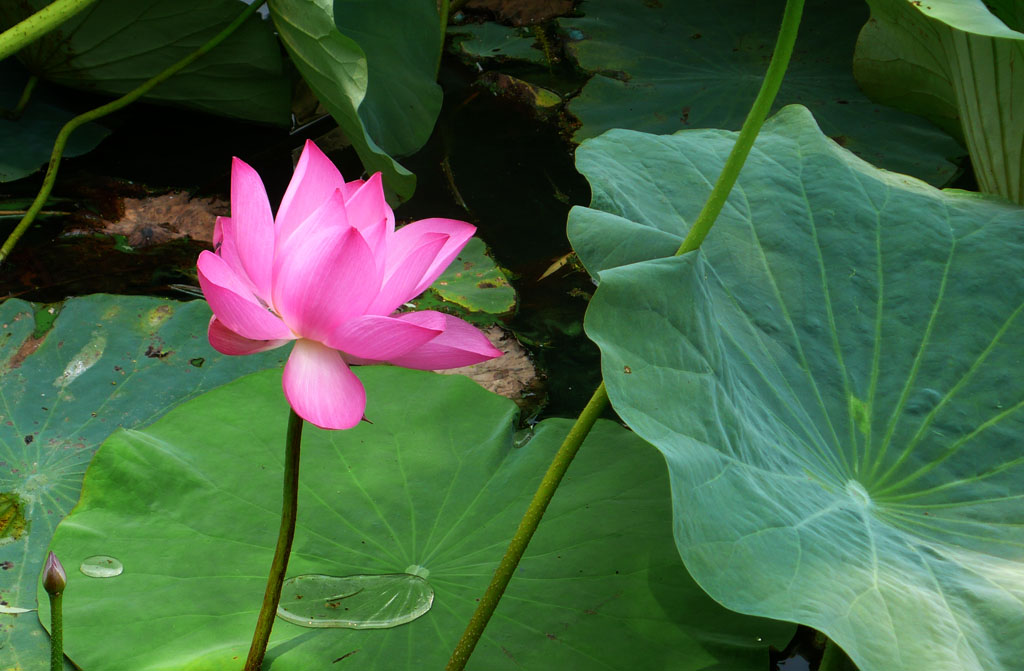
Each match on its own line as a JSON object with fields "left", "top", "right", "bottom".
{"left": 0, "top": 62, "right": 110, "bottom": 183}
{"left": 853, "top": 0, "right": 1024, "bottom": 203}
{"left": 42, "top": 367, "right": 792, "bottom": 670}
{"left": 0, "top": 295, "right": 286, "bottom": 671}
{"left": 0, "top": 0, "right": 290, "bottom": 125}
{"left": 569, "top": 105, "right": 1024, "bottom": 671}
{"left": 269, "top": 0, "right": 442, "bottom": 201}
{"left": 560, "top": 0, "right": 963, "bottom": 186}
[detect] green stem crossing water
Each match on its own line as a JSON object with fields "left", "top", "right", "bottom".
{"left": 445, "top": 2, "right": 806, "bottom": 667}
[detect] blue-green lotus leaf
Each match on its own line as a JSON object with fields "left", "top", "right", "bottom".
{"left": 42, "top": 367, "right": 792, "bottom": 670}
{"left": 570, "top": 105, "right": 1024, "bottom": 671}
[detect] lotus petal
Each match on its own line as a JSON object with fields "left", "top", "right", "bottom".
{"left": 197, "top": 251, "right": 292, "bottom": 341}
{"left": 230, "top": 157, "right": 275, "bottom": 300}
{"left": 283, "top": 339, "right": 366, "bottom": 429}
{"left": 388, "top": 311, "right": 503, "bottom": 370}
{"left": 208, "top": 317, "right": 291, "bottom": 356}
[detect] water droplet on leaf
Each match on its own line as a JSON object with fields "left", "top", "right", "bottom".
{"left": 80, "top": 555, "right": 123, "bottom": 578}
{"left": 276, "top": 573, "right": 433, "bottom": 629}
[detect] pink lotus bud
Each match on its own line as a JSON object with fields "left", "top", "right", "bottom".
{"left": 42, "top": 551, "right": 66, "bottom": 596}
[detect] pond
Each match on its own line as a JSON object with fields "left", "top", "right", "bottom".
{"left": 2, "top": 2, "right": 1020, "bottom": 671}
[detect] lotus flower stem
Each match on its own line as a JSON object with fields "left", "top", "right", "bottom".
{"left": 674, "top": 0, "right": 806, "bottom": 256}
{"left": 0, "top": 0, "right": 97, "bottom": 62}
{"left": 0, "top": 0, "right": 264, "bottom": 266}
{"left": 446, "top": 382, "right": 610, "bottom": 670}
{"left": 244, "top": 408, "right": 303, "bottom": 671}
{"left": 48, "top": 592, "right": 62, "bottom": 671}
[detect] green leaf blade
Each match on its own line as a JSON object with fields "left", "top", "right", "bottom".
{"left": 573, "top": 105, "right": 1024, "bottom": 671}
{"left": 333, "top": 0, "right": 443, "bottom": 158}
{"left": 269, "top": 0, "right": 444, "bottom": 201}
{"left": 0, "top": 63, "right": 111, "bottom": 182}
{"left": 429, "top": 238, "right": 516, "bottom": 316}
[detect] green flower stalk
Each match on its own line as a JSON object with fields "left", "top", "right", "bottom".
{"left": 446, "top": 0, "right": 806, "bottom": 667}
{"left": 244, "top": 409, "right": 303, "bottom": 671}
{"left": 42, "top": 551, "right": 66, "bottom": 671}
{"left": 0, "top": 0, "right": 97, "bottom": 62}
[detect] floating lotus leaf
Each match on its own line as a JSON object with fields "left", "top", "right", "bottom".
{"left": 43, "top": 367, "right": 792, "bottom": 670}
{"left": 0, "top": 295, "right": 285, "bottom": 669}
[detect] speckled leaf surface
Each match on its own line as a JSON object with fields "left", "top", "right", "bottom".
{"left": 570, "top": 105, "right": 1024, "bottom": 671}
{"left": 449, "top": 23, "right": 548, "bottom": 64}
{"left": 0, "top": 295, "right": 285, "bottom": 671}
{"left": 429, "top": 238, "right": 515, "bottom": 316}
{"left": 44, "top": 367, "right": 793, "bottom": 670}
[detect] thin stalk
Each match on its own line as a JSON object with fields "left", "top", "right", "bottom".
{"left": 446, "top": 382, "right": 609, "bottom": 670}
{"left": 48, "top": 592, "right": 62, "bottom": 671}
{"left": 438, "top": 0, "right": 450, "bottom": 77}
{"left": 446, "top": 1, "right": 806, "bottom": 668}
{"left": 0, "top": 210, "right": 71, "bottom": 217}
{"left": 5, "top": 75, "right": 39, "bottom": 119}
{"left": 674, "top": 0, "right": 805, "bottom": 256}
{"left": 0, "top": 0, "right": 97, "bottom": 62}
{"left": 0, "top": 0, "right": 263, "bottom": 266}
{"left": 244, "top": 408, "right": 303, "bottom": 671}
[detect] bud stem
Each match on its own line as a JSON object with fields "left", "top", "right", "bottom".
{"left": 49, "top": 591, "right": 62, "bottom": 671}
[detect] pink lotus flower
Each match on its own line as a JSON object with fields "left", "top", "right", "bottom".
{"left": 198, "top": 141, "right": 502, "bottom": 430}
